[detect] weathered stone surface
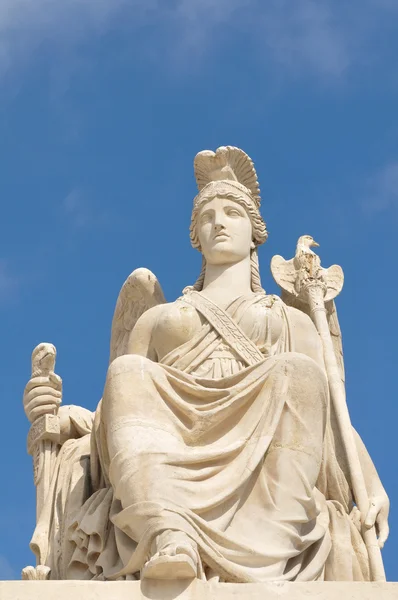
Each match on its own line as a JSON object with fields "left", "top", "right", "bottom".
{"left": 20, "top": 146, "right": 389, "bottom": 583}
{"left": 2, "top": 581, "right": 398, "bottom": 600}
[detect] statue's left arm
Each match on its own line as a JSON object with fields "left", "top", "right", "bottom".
{"left": 286, "top": 304, "right": 389, "bottom": 548}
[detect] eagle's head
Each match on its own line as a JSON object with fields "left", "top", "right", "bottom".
{"left": 296, "top": 235, "right": 319, "bottom": 252}
{"left": 31, "top": 343, "right": 56, "bottom": 375}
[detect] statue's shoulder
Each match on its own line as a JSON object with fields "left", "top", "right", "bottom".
{"left": 268, "top": 295, "right": 319, "bottom": 339}
{"left": 136, "top": 298, "right": 198, "bottom": 330}
{"left": 283, "top": 302, "right": 315, "bottom": 330}
{"left": 259, "top": 294, "right": 311, "bottom": 323}
{"left": 284, "top": 303, "right": 323, "bottom": 362}
{"left": 134, "top": 301, "right": 172, "bottom": 327}
{"left": 262, "top": 293, "right": 282, "bottom": 308}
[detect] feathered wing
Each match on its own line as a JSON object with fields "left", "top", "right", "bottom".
{"left": 326, "top": 299, "right": 345, "bottom": 384}
{"left": 324, "top": 264, "right": 344, "bottom": 302}
{"left": 323, "top": 264, "right": 345, "bottom": 384}
{"left": 270, "top": 255, "right": 298, "bottom": 297}
{"left": 109, "top": 268, "right": 166, "bottom": 363}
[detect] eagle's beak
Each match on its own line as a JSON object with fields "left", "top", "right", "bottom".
{"left": 311, "top": 240, "right": 320, "bottom": 247}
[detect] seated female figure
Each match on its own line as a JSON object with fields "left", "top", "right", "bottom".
{"left": 24, "top": 147, "right": 389, "bottom": 583}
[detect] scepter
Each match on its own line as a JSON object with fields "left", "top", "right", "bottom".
{"left": 271, "top": 235, "right": 385, "bottom": 582}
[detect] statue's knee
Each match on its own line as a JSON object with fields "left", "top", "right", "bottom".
{"left": 273, "top": 352, "right": 324, "bottom": 378}
{"left": 289, "top": 352, "right": 325, "bottom": 378}
{"left": 103, "top": 354, "right": 156, "bottom": 421}
{"left": 272, "top": 352, "right": 328, "bottom": 412}
{"left": 108, "top": 354, "right": 153, "bottom": 379}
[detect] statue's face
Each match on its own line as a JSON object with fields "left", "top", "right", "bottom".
{"left": 197, "top": 196, "right": 253, "bottom": 265}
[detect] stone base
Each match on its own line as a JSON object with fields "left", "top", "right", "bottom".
{"left": 1, "top": 580, "right": 397, "bottom": 600}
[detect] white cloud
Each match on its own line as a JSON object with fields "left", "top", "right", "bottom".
{"left": 0, "top": 555, "right": 16, "bottom": 580}
{"left": 0, "top": 0, "right": 124, "bottom": 74}
{"left": 257, "top": 1, "right": 351, "bottom": 78}
{"left": 363, "top": 162, "right": 398, "bottom": 214}
{"left": 0, "top": 260, "right": 19, "bottom": 302}
{"left": 63, "top": 188, "right": 103, "bottom": 229}
{"left": 63, "top": 189, "right": 90, "bottom": 229}
{"left": 63, "top": 188, "right": 116, "bottom": 230}
{"left": 0, "top": 1, "right": 397, "bottom": 81}
{"left": 252, "top": 0, "right": 398, "bottom": 80}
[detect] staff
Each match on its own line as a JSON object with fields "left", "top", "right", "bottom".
{"left": 271, "top": 236, "right": 385, "bottom": 582}
{"left": 303, "top": 279, "right": 385, "bottom": 581}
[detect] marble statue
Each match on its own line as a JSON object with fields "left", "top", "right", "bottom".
{"left": 22, "top": 146, "right": 389, "bottom": 584}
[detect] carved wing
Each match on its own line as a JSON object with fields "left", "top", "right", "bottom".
{"left": 109, "top": 268, "right": 166, "bottom": 363}
{"left": 323, "top": 264, "right": 344, "bottom": 302}
{"left": 270, "top": 255, "right": 298, "bottom": 296}
{"left": 326, "top": 299, "right": 345, "bottom": 384}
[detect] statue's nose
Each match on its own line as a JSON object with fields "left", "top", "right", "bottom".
{"left": 214, "top": 222, "right": 225, "bottom": 232}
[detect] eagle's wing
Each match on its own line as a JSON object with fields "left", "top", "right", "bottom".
{"left": 109, "top": 268, "right": 166, "bottom": 363}
{"left": 323, "top": 264, "right": 344, "bottom": 302}
{"left": 270, "top": 255, "right": 298, "bottom": 297}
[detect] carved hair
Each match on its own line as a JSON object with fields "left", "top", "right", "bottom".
{"left": 250, "top": 247, "right": 263, "bottom": 293}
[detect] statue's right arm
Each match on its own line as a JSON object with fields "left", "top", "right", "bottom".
{"left": 126, "top": 304, "right": 165, "bottom": 361}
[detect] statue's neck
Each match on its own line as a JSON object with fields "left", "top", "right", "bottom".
{"left": 201, "top": 256, "right": 252, "bottom": 307}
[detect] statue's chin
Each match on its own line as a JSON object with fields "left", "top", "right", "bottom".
{"left": 204, "top": 246, "right": 249, "bottom": 266}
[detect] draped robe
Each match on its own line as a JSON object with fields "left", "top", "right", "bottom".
{"left": 31, "top": 292, "right": 370, "bottom": 582}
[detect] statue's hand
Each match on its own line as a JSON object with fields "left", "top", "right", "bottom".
{"left": 23, "top": 373, "right": 62, "bottom": 423}
{"left": 364, "top": 493, "right": 390, "bottom": 549}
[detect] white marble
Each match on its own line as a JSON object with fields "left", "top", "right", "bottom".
{"left": 21, "top": 147, "right": 389, "bottom": 583}
{"left": 2, "top": 581, "right": 398, "bottom": 600}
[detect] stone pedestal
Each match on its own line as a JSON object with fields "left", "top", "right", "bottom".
{"left": 1, "top": 580, "right": 397, "bottom": 600}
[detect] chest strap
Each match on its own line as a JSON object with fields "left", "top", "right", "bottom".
{"left": 182, "top": 291, "right": 264, "bottom": 367}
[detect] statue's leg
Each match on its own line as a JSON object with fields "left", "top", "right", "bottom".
{"left": 102, "top": 354, "right": 199, "bottom": 579}
{"left": 142, "top": 530, "right": 199, "bottom": 579}
{"left": 254, "top": 352, "right": 329, "bottom": 579}
{"left": 102, "top": 352, "right": 329, "bottom": 582}
{"left": 266, "top": 352, "right": 328, "bottom": 489}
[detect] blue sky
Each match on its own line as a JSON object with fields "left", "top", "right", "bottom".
{"left": 0, "top": 0, "right": 397, "bottom": 581}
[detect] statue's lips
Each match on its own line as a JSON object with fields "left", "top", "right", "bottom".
{"left": 213, "top": 233, "right": 230, "bottom": 241}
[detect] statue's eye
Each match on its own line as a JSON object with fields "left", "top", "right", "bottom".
{"left": 200, "top": 213, "right": 212, "bottom": 224}
{"left": 226, "top": 208, "right": 241, "bottom": 217}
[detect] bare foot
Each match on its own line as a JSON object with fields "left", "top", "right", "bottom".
{"left": 142, "top": 530, "right": 198, "bottom": 580}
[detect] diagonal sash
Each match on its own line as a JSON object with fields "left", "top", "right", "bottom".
{"left": 183, "top": 291, "right": 264, "bottom": 367}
